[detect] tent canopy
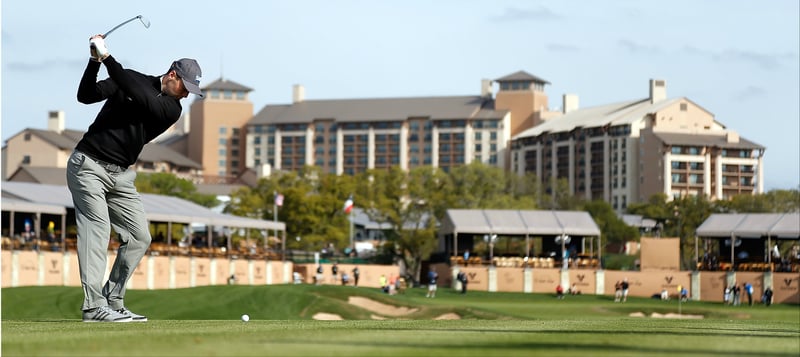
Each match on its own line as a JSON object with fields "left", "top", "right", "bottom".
{"left": 1, "top": 181, "right": 283, "bottom": 231}
{"left": 696, "top": 213, "right": 800, "bottom": 239}
{"left": 441, "top": 209, "right": 601, "bottom": 237}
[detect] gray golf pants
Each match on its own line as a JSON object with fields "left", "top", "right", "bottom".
{"left": 66, "top": 150, "right": 151, "bottom": 311}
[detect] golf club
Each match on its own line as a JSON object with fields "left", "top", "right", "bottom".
{"left": 103, "top": 15, "right": 150, "bottom": 38}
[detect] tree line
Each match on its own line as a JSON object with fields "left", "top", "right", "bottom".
{"left": 136, "top": 165, "right": 799, "bottom": 282}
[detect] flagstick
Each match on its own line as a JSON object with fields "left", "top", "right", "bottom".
{"left": 349, "top": 210, "right": 354, "bottom": 254}
{"left": 273, "top": 191, "right": 278, "bottom": 255}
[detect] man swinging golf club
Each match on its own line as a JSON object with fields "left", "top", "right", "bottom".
{"left": 67, "top": 33, "right": 203, "bottom": 322}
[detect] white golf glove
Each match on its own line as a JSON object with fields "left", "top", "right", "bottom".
{"left": 89, "top": 36, "right": 109, "bottom": 61}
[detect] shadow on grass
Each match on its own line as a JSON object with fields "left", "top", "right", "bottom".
{"left": 256, "top": 337, "right": 798, "bottom": 357}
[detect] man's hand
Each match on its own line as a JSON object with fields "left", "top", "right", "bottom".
{"left": 89, "top": 35, "right": 109, "bottom": 62}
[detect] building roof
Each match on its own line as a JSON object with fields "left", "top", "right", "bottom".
{"left": 494, "top": 70, "right": 550, "bottom": 84}
{"left": 440, "top": 209, "right": 601, "bottom": 237}
{"left": 1, "top": 181, "right": 284, "bottom": 230}
{"left": 7, "top": 166, "right": 68, "bottom": 185}
{"left": 620, "top": 214, "right": 658, "bottom": 229}
{"left": 696, "top": 213, "right": 799, "bottom": 239}
{"left": 653, "top": 132, "right": 764, "bottom": 150}
{"left": 515, "top": 98, "right": 663, "bottom": 138}
{"left": 10, "top": 128, "right": 85, "bottom": 149}
{"left": 201, "top": 78, "right": 253, "bottom": 92}
{"left": 139, "top": 144, "right": 202, "bottom": 169}
{"left": 250, "top": 96, "right": 508, "bottom": 125}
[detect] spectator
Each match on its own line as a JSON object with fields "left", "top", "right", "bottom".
{"left": 621, "top": 278, "right": 630, "bottom": 302}
{"left": 379, "top": 274, "right": 388, "bottom": 293}
{"left": 763, "top": 287, "right": 773, "bottom": 306}
{"left": 680, "top": 286, "right": 689, "bottom": 302}
{"left": 352, "top": 266, "right": 360, "bottom": 287}
{"left": 315, "top": 265, "right": 324, "bottom": 285}
{"left": 723, "top": 285, "right": 731, "bottom": 305}
{"left": 331, "top": 262, "right": 339, "bottom": 283}
{"left": 732, "top": 283, "right": 741, "bottom": 306}
{"left": 341, "top": 273, "right": 349, "bottom": 286}
{"left": 614, "top": 281, "right": 623, "bottom": 302}
{"left": 556, "top": 284, "right": 564, "bottom": 299}
{"left": 426, "top": 269, "right": 438, "bottom": 298}
{"left": 457, "top": 271, "right": 468, "bottom": 294}
{"left": 569, "top": 283, "right": 581, "bottom": 295}
{"left": 744, "top": 282, "right": 754, "bottom": 306}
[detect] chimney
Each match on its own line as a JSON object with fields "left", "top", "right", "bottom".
{"left": 562, "top": 94, "right": 579, "bottom": 114}
{"left": 48, "top": 110, "right": 65, "bottom": 133}
{"left": 481, "top": 79, "right": 493, "bottom": 98}
{"left": 292, "top": 84, "right": 305, "bottom": 103}
{"left": 649, "top": 79, "right": 666, "bottom": 104}
{"left": 726, "top": 131, "right": 740, "bottom": 143}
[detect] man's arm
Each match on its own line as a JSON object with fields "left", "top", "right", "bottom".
{"left": 77, "top": 59, "right": 117, "bottom": 104}
{"left": 102, "top": 55, "right": 181, "bottom": 122}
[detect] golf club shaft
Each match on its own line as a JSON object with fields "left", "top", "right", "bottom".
{"left": 103, "top": 15, "right": 142, "bottom": 38}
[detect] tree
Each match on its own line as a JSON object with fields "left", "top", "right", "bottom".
{"left": 582, "top": 200, "right": 639, "bottom": 252}
{"left": 135, "top": 172, "right": 218, "bottom": 207}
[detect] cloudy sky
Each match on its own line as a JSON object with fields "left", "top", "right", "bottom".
{"left": 2, "top": 0, "right": 798, "bottom": 189}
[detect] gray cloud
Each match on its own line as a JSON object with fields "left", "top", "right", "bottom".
{"left": 491, "top": 6, "right": 561, "bottom": 22}
{"left": 546, "top": 43, "right": 580, "bottom": 53}
{"left": 731, "top": 85, "right": 768, "bottom": 102}
{"left": 618, "top": 39, "right": 661, "bottom": 55}
{"left": 682, "top": 45, "right": 798, "bottom": 71}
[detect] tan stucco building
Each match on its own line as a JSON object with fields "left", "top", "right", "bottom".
{"left": 510, "top": 79, "right": 765, "bottom": 209}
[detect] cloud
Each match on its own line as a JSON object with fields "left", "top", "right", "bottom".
{"left": 618, "top": 39, "right": 661, "bottom": 55}
{"left": 491, "top": 6, "right": 561, "bottom": 22}
{"left": 546, "top": 43, "right": 580, "bottom": 53}
{"left": 6, "top": 59, "right": 85, "bottom": 72}
{"left": 731, "top": 85, "right": 768, "bottom": 102}
{"left": 682, "top": 45, "right": 798, "bottom": 71}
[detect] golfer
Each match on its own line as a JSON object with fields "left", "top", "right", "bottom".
{"left": 67, "top": 34, "right": 203, "bottom": 322}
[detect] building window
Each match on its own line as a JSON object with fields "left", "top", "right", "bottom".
{"left": 24, "top": 133, "right": 31, "bottom": 141}
{"left": 671, "top": 147, "right": 681, "bottom": 154}
{"left": 22, "top": 155, "right": 31, "bottom": 164}
{"left": 219, "top": 127, "right": 227, "bottom": 134}
{"left": 680, "top": 103, "right": 688, "bottom": 111}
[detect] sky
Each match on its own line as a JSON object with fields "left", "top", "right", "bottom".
{"left": 2, "top": 0, "right": 798, "bottom": 190}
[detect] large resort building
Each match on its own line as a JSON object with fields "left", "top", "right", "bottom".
{"left": 244, "top": 72, "right": 558, "bottom": 176}
{"left": 510, "top": 79, "right": 765, "bottom": 209}
{"left": 2, "top": 71, "right": 766, "bottom": 211}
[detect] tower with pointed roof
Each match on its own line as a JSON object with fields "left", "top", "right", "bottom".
{"left": 493, "top": 71, "right": 553, "bottom": 137}
{"left": 188, "top": 78, "right": 254, "bottom": 181}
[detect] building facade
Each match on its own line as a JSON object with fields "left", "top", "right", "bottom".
{"left": 2, "top": 111, "right": 203, "bottom": 184}
{"left": 510, "top": 79, "right": 765, "bottom": 210}
{"left": 244, "top": 71, "right": 558, "bottom": 176}
{"left": 188, "top": 79, "right": 254, "bottom": 182}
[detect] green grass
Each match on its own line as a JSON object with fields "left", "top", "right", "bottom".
{"left": 2, "top": 285, "right": 799, "bottom": 356}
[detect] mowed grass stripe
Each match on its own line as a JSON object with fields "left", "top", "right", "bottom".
{"left": 2, "top": 286, "right": 798, "bottom": 356}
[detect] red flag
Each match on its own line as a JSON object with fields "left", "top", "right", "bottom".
{"left": 343, "top": 195, "right": 354, "bottom": 214}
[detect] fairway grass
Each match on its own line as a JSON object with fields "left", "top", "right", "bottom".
{"left": 2, "top": 285, "right": 799, "bottom": 356}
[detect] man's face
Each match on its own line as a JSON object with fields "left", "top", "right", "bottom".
{"left": 163, "top": 70, "right": 189, "bottom": 99}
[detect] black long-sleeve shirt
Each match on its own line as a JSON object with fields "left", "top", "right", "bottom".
{"left": 75, "top": 56, "right": 182, "bottom": 167}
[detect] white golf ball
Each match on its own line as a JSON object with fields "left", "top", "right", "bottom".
{"left": 241, "top": 314, "right": 250, "bottom": 322}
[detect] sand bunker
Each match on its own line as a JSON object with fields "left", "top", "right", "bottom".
{"left": 313, "top": 297, "right": 462, "bottom": 320}
{"left": 629, "top": 312, "right": 704, "bottom": 319}
{"left": 312, "top": 312, "right": 343, "bottom": 320}
{"left": 434, "top": 313, "right": 461, "bottom": 320}
{"left": 348, "top": 296, "right": 420, "bottom": 317}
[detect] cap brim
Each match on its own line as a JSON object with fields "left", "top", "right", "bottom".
{"left": 182, "top": 79, "right": 204, "bottom": 98}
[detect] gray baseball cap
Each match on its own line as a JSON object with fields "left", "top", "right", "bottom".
{"left": 169, "top": 58, "right": 204, "bottom": 97}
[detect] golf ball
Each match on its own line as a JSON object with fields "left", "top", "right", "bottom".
{"left": 241, "top": 314, "right": 250, "bottom": 322}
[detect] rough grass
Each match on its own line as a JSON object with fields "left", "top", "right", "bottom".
{"left": 2, "top": 285, "right": 798, "bottom": 356}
